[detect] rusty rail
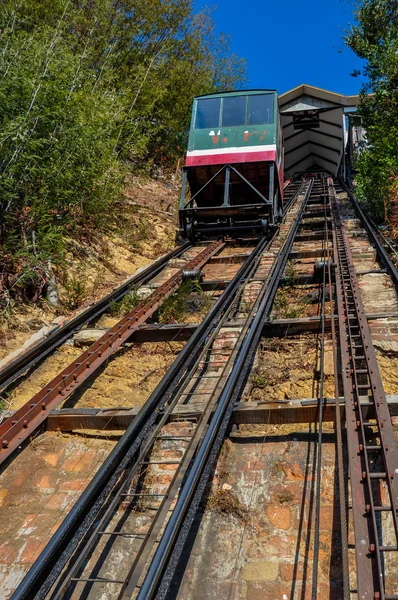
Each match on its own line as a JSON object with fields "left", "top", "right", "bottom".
{"left": 0, "top": 242, "right": 191, "bottom": 393}
{"left": 0, "top": 240, "right": 224, "bottom": 466}
{"left": 330, "top": 178, "right": 398, "bottom": 600}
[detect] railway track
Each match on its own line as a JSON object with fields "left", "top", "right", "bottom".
{"left": 331, "top": 179, "right": 398, "bottom": 600}
{"left": 6, "top": 178, "right": 321, "bottom": 600}
{"left": 1, "top": 177, "right": 397, "bottom": 599}
{"left": 1, "top": 178, "right": 311, "bottom": 599}
{"left": 0, "top": 243, "right": 192, "bottom": 394}
{"left": 0, "top": 179, "right": 306, "bottom": 456}
{"left": 0, "top": 241, "right": 226, "bottom": 465}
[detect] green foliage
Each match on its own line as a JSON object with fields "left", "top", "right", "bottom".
{"left": 251, "top": 374, "right": 269, "bottom": 390}
{"left": 284, "top": 260, "right": 297, "bottom": 284}
{"left": 345, "top": 1, "right": 398, "bottom": 225}
{"left": 0, "top": 0, "right": 247, "bottom": 306}
{"left": 156, "top": 279, "right": 201, "bottom": 323}
{"left": 273, "top": 287, "right": 310, "bottom": 319}
{"left": 62, "top": 275, "right": 87, "bottom": 310}
{"left": 109, "top": 287, "right": 145, "bottom": 317}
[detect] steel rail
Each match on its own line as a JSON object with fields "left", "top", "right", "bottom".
{"left": 11, "top": 237, "right": 270, "bottom": 600}
{"left": 115, "top": 233, "right": 276, "bottom": 600}
{"left": 135, "top": 179, "right": 315, "bottom": 599}
{"left": 0, "top": 241, "right": 224, "bottom": 467}
{"left": 47, "top": 241, "right": 269, "bottom": 600}
{"left": 282, "top": 179, "right": 306, "bottom": 213}
{"left": 328, "top": 184, "right": 350, "bottom": 599}
{"left": 339, "top": 179, "right": 398, "bottom": 290}
{"left": 0, "top": 242, "right": 191, "bottom": 393}
{"left": 311, "top": 176, "right": 329, "bottom": 598}
{"left": 15, "top": 176, "right": 395, "bottom": 600}
{"left": 41, "top": 179, "right": 314, "bottom": 600}
{"left": 330, "top": 178, "right": 398, "bottom": 600}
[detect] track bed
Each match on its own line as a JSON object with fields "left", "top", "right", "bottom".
{"left": 1, "top": 179, "right": 398, "bottom": 600}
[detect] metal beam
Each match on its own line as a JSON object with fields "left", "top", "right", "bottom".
{"left": 44, "top": 395, "right": 398, "bottom": 431}
{"left": 284, "top": 128, "right": 342, "bottom": 143}
{"left": 295, "top": 232, "right": 332, "bottom": 242}
{"left": 208, "top": 253, "right": 251, "bottom": 264}
{"left": 131, "top": 324, "right": 196, "bottom": 343}
{"left": 288, "top": 248, "right": 327, "bottom": 260}
{"left": 229, "top": 164, "right": 271, "bottom": 204}
{"left": 262, "top": 312, "right": 398, "bottom": 338}
{"left": 200, "top": 280, "right": 228, "bottom": 291}
{"left": 182, "top": 203, "right": 266, "bottom": 217}
{"left": 179, "top": 170, "right": 188, "bottom": 210}
{"left": 128, "top": 311, "right": 398, "bottom": 343}
{"left": 285, "top": 139, "right": 341, "bottom": 156}
{"left": 269, "top": 163, "right": 275, "bottom": 223}
{"left": 0, "top": 242, "right": 225, "bottom": 467}
{"left": 223, "top": 166, "right": 230, "bottom": 207}
{"left": 9, "top": 238, "right": 269, "bottom": 600}
{"left": 0, "top": 243, "right": 191, "bottom": 394}
{"left": 184, "top": 165, "right": 226, "bottom": 208}
{"left": 303, "top": 210, "right": 331, "bottom": 218}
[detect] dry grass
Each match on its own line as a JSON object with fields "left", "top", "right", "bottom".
{"left": 206, "top": 489, "right": 249, "bottom": 523}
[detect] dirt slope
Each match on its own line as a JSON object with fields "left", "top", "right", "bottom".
{"left": 0, "top": 177, "right": 178, "bottom": 362}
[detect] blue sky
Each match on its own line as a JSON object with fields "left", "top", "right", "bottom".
{"left": 195, "top": 0, "right": 366, "bottom": 96}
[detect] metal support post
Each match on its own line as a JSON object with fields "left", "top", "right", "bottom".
{"left": 269, "top": 163, "right": 275, "bottom": 223}
{"left": 223, "top": 165, "right": 231, "bottom": 206}
{"left": 179, "top": 169, "right": 188, "bottom": 210}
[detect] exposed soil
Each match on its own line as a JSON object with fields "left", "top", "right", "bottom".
{"left": 0, "top": 308, "right": 57, "bottom": 364}
{"left": 5, "top": 344, "right": 83, "bottom": 411}
{"left": 0, "top": 178, "right": 178, "bottom": 363}
{"left": 67, "top": 341, "right": 184, "bottom": 409}
{"left": 376, "top": 349, "right": 398, "bottom": 395}
{"left": 271, "top": 284, "right": 330, "bottom": 319}
{"left": 7, "top": 341, "right": 183, "bottom": 412}
{"left": 249, "top": 335, "right": 335, "bottom": 402}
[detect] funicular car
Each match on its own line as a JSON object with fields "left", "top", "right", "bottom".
{"left": 179, "top": 89, "right": 284, "bottom": 239}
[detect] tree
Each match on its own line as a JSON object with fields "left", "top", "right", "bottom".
{"left": 0, "top": 0, "right": 247, "bottom": 306}
{"left": 345, "top": 0, "right": 398, "bottom": 226}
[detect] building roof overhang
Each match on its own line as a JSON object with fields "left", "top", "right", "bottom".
{"left": 279, "top": 84, "right": 361, "bottom": 177}
{"left": 279, "top": 84, "right": 360, "bottom": 108}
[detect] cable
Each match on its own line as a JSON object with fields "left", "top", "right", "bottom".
{"left": 328, "top": 179, "right": 350, "bottom": 599}
{"left": 311, "top": 177, "right": 328, "bottom": 599}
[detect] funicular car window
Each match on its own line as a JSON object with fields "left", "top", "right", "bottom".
{"left": 222, "top": 95, "right": 247, "bottom": 127}
{"left": 195, "top": 98, "right": 221, "bottom": 129}
{"left": 248, "top": 94, "right": 274, "bottom": 125}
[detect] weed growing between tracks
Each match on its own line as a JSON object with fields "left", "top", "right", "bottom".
{"left": 250, "top": 374, "right": 269, "bottom": 390}
{"left": 155, "top": 279, "right": 213, "bottom": 324}
{"left": 249, "top": 335, "right": 335, "bottom": 401}
{"left": 109, "top": 286, "right": 145, "bottom": 317}
{"left": 272, "top": 286, "right": 312, "bottom": 319}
